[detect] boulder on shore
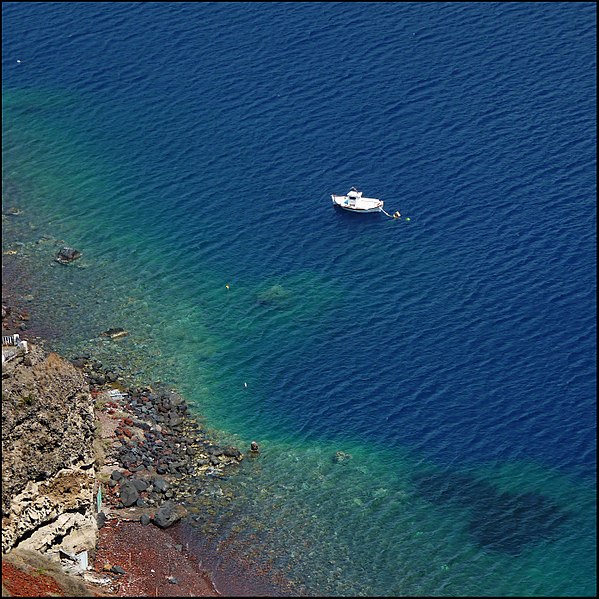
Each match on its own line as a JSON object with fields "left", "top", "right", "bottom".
{"left": 152, "top": 501, "right": 184, "bottom": 529}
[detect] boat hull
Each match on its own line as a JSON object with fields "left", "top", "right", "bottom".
{"left": 333, "top": 203, "right": 382, "bottom": 213}
{"left": 331, "top": 195, "right": 383, "bottom": 213}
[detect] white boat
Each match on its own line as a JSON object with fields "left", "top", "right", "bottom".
{"left": 331, "top": 187, "right": 384, "bottom": 213}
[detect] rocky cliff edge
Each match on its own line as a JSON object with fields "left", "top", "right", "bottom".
{"left": 2, "top": 344, "right": 99, "bottom": 562}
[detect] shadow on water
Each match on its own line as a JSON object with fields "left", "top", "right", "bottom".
{"left": 412, "top": 470, "right": 570, "bottom": 556}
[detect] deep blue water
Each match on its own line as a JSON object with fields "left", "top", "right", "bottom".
{"left": 2, "top": 2, "right": 596, "bottom": 596}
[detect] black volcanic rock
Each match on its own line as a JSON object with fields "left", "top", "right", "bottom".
{"left": 55, "top": 247, "right": 82, "bottom": 264}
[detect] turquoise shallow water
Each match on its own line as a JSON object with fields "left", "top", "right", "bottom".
{"left": 2, "top": 3, "right": 596, "bottom": 596}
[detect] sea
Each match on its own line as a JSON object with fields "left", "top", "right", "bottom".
{"left": 2, "top": 2, "right": 596, "bottom": 596}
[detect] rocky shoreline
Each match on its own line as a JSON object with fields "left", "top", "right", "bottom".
{"left": 1, "top": 296, "right": 293, "bottom": 597}
{"left": 80, "top": 355, "right": 251, "bottom": 594}
{"left": 79, "top": 355, "right": 246, "bottom": 522}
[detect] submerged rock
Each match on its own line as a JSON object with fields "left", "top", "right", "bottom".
{"left": 5, "top": 206, "right": 23, "bottom": 216}
{"left": 256, "top": 284, "right": 292, "bottom": 308}
{"left": 101, "top": 328, "right": 128, "bottom": 339}
{"left": 333, "top": 451, "right": 352, "bottom": 464}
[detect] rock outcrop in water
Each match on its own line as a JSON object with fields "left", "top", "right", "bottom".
{"left": 54, "top": 247, "right": 82, "bottom": 264}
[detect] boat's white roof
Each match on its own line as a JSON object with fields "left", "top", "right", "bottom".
{"left": 332, "top": 191, "right": 381, "bottom": 203}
